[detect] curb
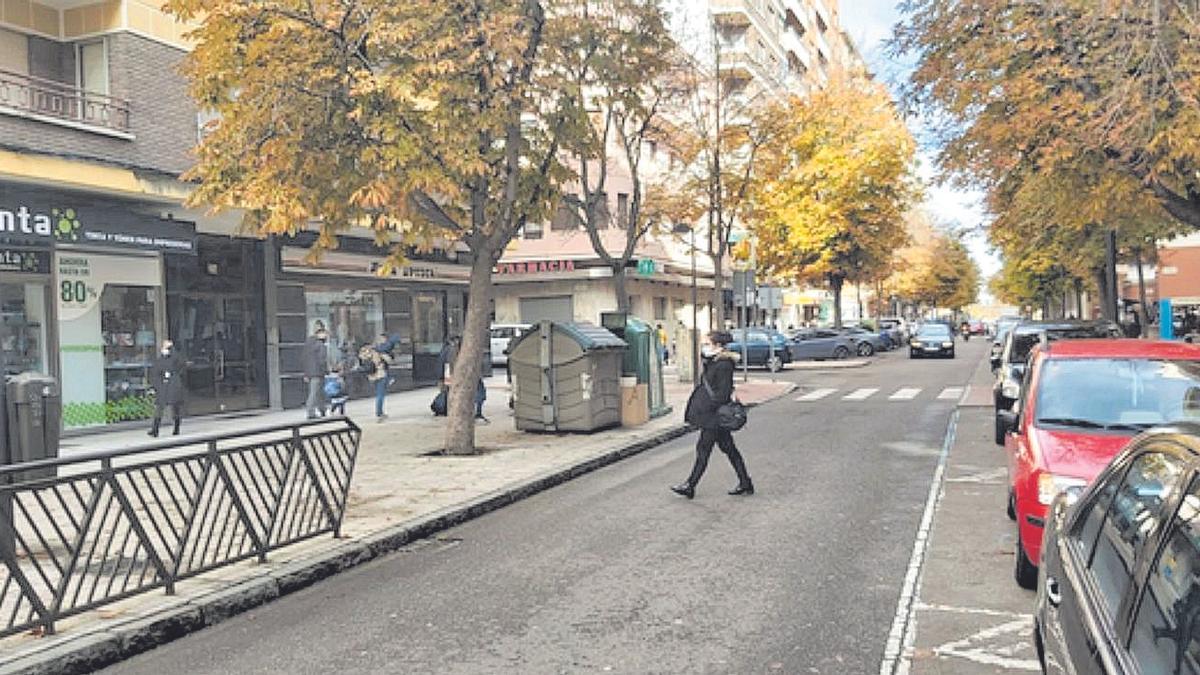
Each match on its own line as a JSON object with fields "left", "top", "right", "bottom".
{"left": 4, "top": 384, "right": 795, "bottom": 675}
{"left": 786, "top": 359, "right": 870, "bottom": 370}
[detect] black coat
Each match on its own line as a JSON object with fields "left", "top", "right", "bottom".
{"left": 149, "top": 352, "right": 186, "bottom": 405}
{"left": 302, "top": 338, "right": 330, "bottom": 379}
{"left": 684, "top": 353, "right": 736, "bottom": 430}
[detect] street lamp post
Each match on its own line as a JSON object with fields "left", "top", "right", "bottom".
{"left": 674, "top": 223, "right": 699, "bottom": 382}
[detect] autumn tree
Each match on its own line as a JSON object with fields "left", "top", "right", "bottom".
{"left": 894, "top": 0, "right": 1200, "bottom": 229}
{"left": 552, "top": 0, "right": 677, "bottom": 311}
{"left": 170, "top": 0, "right": 584, "bottom": 454}
{"left": 752, "top": 79, "right": 919, "bottom": 328}
{"left": 660, "top": 19, "right": 790, "bottom": 327}
{"left": 913, "top": 235, "right": 980, "bottom": 313}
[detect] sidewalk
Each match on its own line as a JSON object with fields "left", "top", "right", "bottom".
{"left": 1, "top": 374, "right": 795, "bottom": 674}
{"left": 898, "top": 355, "right": 1040, "bottom": 674}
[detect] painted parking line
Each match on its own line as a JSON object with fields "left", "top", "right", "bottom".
{"left": 795, "top": 388, "right": 837, "bottom": 402}
{"left": 889, "top": 388, "right": 922, "bottom": 400}
{"left": 843, "top": 388, "right": 879, "bottom": 401}
{"left": 937, "top": 387, "right": 964, "bottom": 400}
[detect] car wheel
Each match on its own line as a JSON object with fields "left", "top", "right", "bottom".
{"left": 994, "top": 414, "right": 1007, "bottom": 445}
{"left": 833, "top": 346, "right": 851, "bottom": 360}
{"left": 1007, "top": 489, "right": 1016, "bottom": 520}
{"left": 767, "top": 355, "right": 783, "bottom": 372}
{"left": 857, "top": 342, "right": 874, "bottom": 357}
{"left": 909, "top": 350, "right": 918, "bottom": 359}
{"left": 1015, "top": 526, "right": 1039, "bottom": 589}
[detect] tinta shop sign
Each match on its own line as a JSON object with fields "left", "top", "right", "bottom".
{"left": 0, "top": 199, "right": 196, "bottom": 254}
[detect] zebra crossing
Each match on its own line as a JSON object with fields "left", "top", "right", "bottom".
{"left": 794, "top": 386, "right": 966, "bottom": 403}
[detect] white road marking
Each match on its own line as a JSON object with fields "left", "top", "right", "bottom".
{"left": 879, "top": 411, "right": 957, "bottom": 675}
{"left": 889, "top": 388, "right": 922, "bottom": 400}
{"left": 843, "top": 388, "right": 879, "bottom": 401}
{"left": 937, "top": 387, "right": 964, "bottom": 400}
{"left": 944, "top": 468, "right": 1008, "bottom": 484}
{"left": 795, "top": 388, "right": 837, "bottom": 402}
{"left": 915, "top": 602, "right": 1032, "bottom": 620}
{"left": 932, "top": 618, "right": 1041, "bottom": 671}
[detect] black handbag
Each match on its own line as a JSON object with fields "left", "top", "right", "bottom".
{"left": 702, "top": 372, "right": 747, "bottom": 432}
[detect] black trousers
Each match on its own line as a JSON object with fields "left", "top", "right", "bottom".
{"left": 686, "top": 427, "right": 751, "bottom": 487}
{"left": 150, "top": 402, "right": 182, "bottom": 435}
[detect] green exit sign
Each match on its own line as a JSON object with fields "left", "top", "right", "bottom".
{"left": 637, "top": 259, "right": 656, "bottom": 276}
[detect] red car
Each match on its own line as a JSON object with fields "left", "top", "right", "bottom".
{"left": 999, "top": 339, "right": 1200, "bottom": 589}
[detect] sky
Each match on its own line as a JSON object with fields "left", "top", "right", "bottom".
{"left": 837, "top": 1, "right": 1003, "bottom": 292}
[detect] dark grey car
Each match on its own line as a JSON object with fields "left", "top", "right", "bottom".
{"left": 1035, "top": 425, "right": 1200, "bottom": 675}
{"left": 786, "top": 329, "right": 854, "bottom": 361}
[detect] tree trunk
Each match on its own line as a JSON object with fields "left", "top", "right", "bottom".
{"left": 444, "top": 250, "right": 494, "bottom": 455}
{"left": 613, "top": 263, "right": 630, "bottom": 313}
{"left": 1094, "top": 267, "right": 1112, "bottom": 321}
{"left": 1074, "top": 278, "right": 1084, "bottom": 319}
{"left": 1135, "top": 248, "right": 1150, "bottom": 337}
{"left": 855, "top": 283, "right": 863, "bottom": 321}
{"left": 830, "top": 275, "right": 844, "bottom": 329}
{"left": 711, "top": 253, "right": 725, "bottom": 329}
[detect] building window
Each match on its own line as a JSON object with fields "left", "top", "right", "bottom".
{"left": 654, "top": 296, "right": 667, "bottom": 320}
{"left": 617, "top": 193, "right": 629, "bottom": 229}
{"left": 412, "top": 292, "right": 446, "bottom": 356}
{"left": 305, "top": 288, "right": 385, "bottom": 368}
{"left": 523, "top": 221, "right": 544, "bottom": 239}
{"left": 596, "top": 191, "right": 611, "bottom": 229}
{"left": 551, "top": 199, "right": 577, "bottom": 231}
{"left": 77, "top": 39, "right": 108, "bottom": 96}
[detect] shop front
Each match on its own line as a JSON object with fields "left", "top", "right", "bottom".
{"left": 1, "top": 183, "right": 197, "bottom": 430}
{"left": 272, "top": 239, "right": 472, "bottom": 409}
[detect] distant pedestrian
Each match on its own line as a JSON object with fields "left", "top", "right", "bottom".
{"left": 435, "top": 334, "right": 488, "bottom": 423}
{"left": 325, "top": 371, "right": 348, "bottom": 416}
{"left": 361, "top": 334, "right": 395, "bottom": 421}
{"left": 148, "top": 339, "right": 186, "bottom": 437}
{"left": 303, "top": 323, "right": 330, "bottom": 419}
{"left": 657, "top": 323, "right": 669, "bottom": 364}
{"left": 672, "top": 330, "right": 753, "bottom": 499}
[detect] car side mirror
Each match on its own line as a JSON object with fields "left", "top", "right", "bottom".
{"left": 998, "top": 409, "right": 1019, "bottom": 435}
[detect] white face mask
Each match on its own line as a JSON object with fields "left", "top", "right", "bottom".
{"left": 701, "top": 345, "right": 719, "bottom": 358}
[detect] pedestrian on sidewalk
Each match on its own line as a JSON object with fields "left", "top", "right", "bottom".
{"left": 672, "top": 330, "right": 754, "bottom": 499}
{"left": 303, "top": 323, "right": 330, "bottom": 419}
{"left": 360, "top": 334, "right": 395, "bottom": 421}
{"left": 435, "top": 334, "right": 489, "bottom": 423}
{"left": 657, "top": 323, "right": 669, "bottom": 364}
{"left": 148, "top": 339, "right": 186, "bottom": 437}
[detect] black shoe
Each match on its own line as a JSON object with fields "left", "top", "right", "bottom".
{"left": 728, "top": 482, "right": 755, "bottom": 496}
{"left": 148, "top": 429, "right": 159, "bottom": 438}
{"left": 670, "top": 483, "right": 695, "bottom": 499}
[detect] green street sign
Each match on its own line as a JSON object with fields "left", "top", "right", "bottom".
{"left": 637, "top": 258, "right": 656, "bottom": 276}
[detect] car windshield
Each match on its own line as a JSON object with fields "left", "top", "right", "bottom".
{"left": 917, "top": 325, "right": 951, "bottom": 338}
{"left": 1035, "top": 358, "right": 1200, "bottom": 430}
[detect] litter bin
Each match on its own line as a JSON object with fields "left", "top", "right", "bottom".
{"left": 508, "top": 321, "right": 625, "bottom": 432}
{"left": 5, "top": 373, "right": 60, "bottom": 480}
{"left": 601, "top": 313, "right": 670, "bottom": 419}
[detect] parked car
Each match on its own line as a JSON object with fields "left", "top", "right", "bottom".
{"left": 728, "top": 328, "right": 793, "bottom": 372}
{"left": 968, "top": 319, "right": 986, "bottom": 335}
{"left": 992, "top": 320, "right": 1122, "bottom": 444}
{"left": 836, "top": 326, "right": 889, "bottom": 356}
{"left": 1036, "top": 423, "right": 1200, "bottom": 674}
{"left": 489, "top": 323, "right": 530, "bottom": 366}
{"left": 877, "top": 317, "right": 909, "bottom": 344}
{"left": 909, "top": 323, "right": 956, "bottom": 358}
{"left": 998, "top": 339, "right": 1200, "bottom": 589}
{"left": 990, "top": 316, "right": 1023, "bottom": 369}
{"left": 786, "top": 328, "right": 855, "bottom": 361}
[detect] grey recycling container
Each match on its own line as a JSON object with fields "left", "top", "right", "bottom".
{"left": 5, "top": 373, "right": 60, "bottom": 480}
{"left": 508, "top": 321, "right": 625, "bottom": 432}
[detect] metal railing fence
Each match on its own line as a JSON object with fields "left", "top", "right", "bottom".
{"left": 0, "top": 418, "right": 360, "bottom": 637}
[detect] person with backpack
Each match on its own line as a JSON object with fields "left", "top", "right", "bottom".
{"left": 324, "top": 369, "right": 348, "bottom": 416}
{"left": 672, "top": 330, "right": 753, "bottom": 499}
{"left": 359, "top": 334, "right": 394, "bottom": 421}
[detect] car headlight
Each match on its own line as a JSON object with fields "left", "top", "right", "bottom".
{"left": 910, "top": 340, "right": 921, "bottom": 347}
{"left": 1038, "top": 473, "right": 1088, "bottom": 506}
{"left": 1001, "top": 380, "right": 1021, "bottom": 399}
{"left": 941, "top": 341, "right": 954, "bottom": 348}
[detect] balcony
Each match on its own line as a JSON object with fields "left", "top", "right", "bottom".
{"left": 0, "top": 68, "right": 131, "bottom": 137}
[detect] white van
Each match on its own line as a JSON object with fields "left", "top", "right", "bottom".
{"left": 489, "top": 324, "right": 531, "bottom": 366}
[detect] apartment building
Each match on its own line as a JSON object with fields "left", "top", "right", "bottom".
{"left": 0, "top": 1, "right": 476, "bottom": 431}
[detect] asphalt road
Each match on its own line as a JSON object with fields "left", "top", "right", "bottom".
{"left": 103, "top": 339, "right": 989, "bottom": 675}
